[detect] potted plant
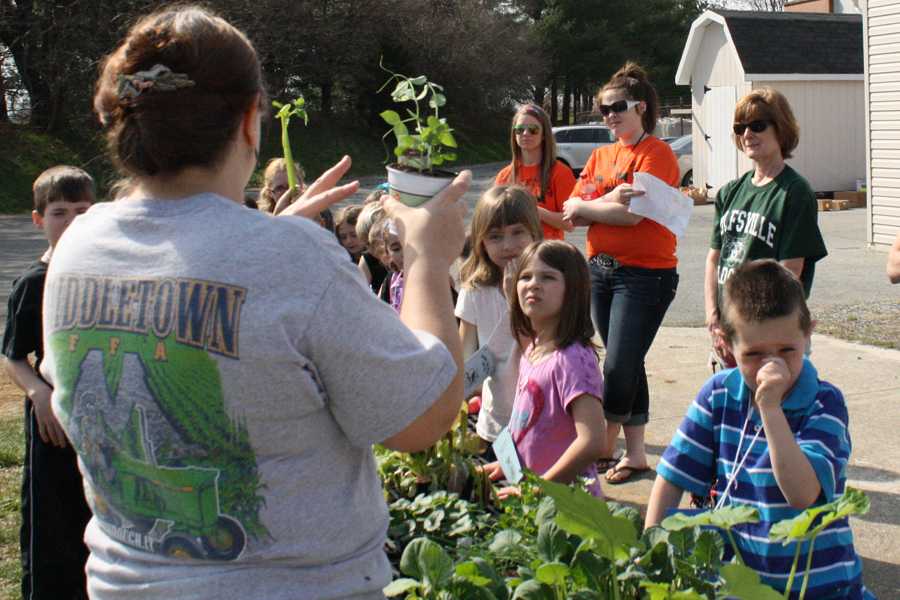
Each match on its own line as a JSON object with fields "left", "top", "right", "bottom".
{"left": 379, "top": 61, "right": 458, "bottom": 206}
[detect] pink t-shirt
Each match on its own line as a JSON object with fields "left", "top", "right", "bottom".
{"left": 509, "top": 342, "right": 604, "bottom": 495}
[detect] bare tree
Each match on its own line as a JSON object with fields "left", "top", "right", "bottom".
{"left": 710, "top": 0, "right": 785, "bottom": 10}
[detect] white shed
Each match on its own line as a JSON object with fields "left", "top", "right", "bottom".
{"left": 676, "top": 10, "right": 865, "bottom": 195}
{"left": 862, "top": 0, "right": 900, "bottom": 246}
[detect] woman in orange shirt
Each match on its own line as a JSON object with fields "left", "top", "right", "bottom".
{"left": 495, "top": 104, "right": 576, "bottom": 240}
{"left": 563, "top": 62, "right": 680, "bottom": 484}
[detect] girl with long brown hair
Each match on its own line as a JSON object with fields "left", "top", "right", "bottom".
{"left": 495, "top": 104, "right": 576, "bottom": 240}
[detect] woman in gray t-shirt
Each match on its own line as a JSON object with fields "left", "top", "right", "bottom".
{"left": 41, "top": 6, "right": 467, "bottom": 599}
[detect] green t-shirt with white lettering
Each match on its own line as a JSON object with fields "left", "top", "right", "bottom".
{"left": 711, "top": 165, "right": 827, "bottom": 304}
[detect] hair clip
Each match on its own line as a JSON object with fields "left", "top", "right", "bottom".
{"left": 117, "top": 64, "right": 195, "bottom": 101}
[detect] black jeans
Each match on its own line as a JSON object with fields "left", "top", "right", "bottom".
{"left": 589, "top": 262, "right": 678, "bottom": 426}
{"left": 21, "top": 398, "right": 91, "bottom": 600}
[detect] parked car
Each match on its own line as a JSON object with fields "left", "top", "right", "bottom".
{"left": 668, "top": 134, "right": 692, "bottom": 187}
{"left": 553, "top": 125, "right": 614, "bottom": 174}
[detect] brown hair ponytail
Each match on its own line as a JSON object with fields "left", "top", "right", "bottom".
{"left": 599, "top": 62, "right": 659, "bottom": 135}
{"left": 94, "top": 6, "right": 265, "bottom": 177}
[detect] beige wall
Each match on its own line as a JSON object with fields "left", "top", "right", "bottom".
{"left": 690, "top": 22, "right": 750, "bottom": 193}
{"left": 785, "top": 0, "right": 833, "bottom": 13}
{"left": 753, "top": 80, "right": 866, "bottom": 193}
{"left": 865, "top": 0, "right": 900, "bottom": 246}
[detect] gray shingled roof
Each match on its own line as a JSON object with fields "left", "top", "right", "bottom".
{"left": 715, "top": 10, "right": 863, "bottom": 75}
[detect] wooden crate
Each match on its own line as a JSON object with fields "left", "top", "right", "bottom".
{"left": 680, "top": 186, "right": 709, "bottom": 205}
{"left": 833, "top": 191, "right": 867, "bottom": 209}
{"left": 817, "top": 198, "right": 851, "bottom": 211}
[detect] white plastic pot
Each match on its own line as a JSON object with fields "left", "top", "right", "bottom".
{"left": 386, "top": 164, "right": 455, "bottom": 207}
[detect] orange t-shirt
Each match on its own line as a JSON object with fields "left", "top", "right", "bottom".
{"left": 494, "top": 159, "right": 576, "bottom": 240}
{"left": 571, "top": 136, "right": 680, "bottom": 269}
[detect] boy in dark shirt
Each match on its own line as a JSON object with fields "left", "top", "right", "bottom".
{"left": 2, "top": 165, "right": 95, "bottom": 599}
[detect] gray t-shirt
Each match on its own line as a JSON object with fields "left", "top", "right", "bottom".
{"left": 41, "top": 193, "right": 456, "bottom": 599}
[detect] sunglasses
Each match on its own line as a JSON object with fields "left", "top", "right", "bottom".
{"left": 732, "top": 120, "right": 771, "bottom": 136}
{"left": 513, "top": 124, "right": 541, "bottom": 135}
{"left": 598, "top": 99, "right": 641, "bottom": 117}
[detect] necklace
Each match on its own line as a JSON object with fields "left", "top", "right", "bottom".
{"left": 612, "top": 131, "right": 648, "bottom": 184}
{"left": 715, "top": 403, "right": 762, "bottom": 510}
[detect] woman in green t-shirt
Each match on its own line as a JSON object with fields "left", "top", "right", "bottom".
{"left": 703, "top": 88, "right": 827, "bottom": 368}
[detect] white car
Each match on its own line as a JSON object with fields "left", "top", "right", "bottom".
{"left": 552, "top": 125, "right": 614, "bottom": 174}
{"left": 668, "top": 134, "right": 693, "bottom": 187}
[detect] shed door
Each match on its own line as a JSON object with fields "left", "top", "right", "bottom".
{"left": 705, "top": 86, "right": 737, "bottom": 189}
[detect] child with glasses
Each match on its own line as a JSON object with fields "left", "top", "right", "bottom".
{"left": 495, "top": 104, "right": 576, "bottom": 240}
{"left": 703, "top": 88, "right": 826, "bottom": 370}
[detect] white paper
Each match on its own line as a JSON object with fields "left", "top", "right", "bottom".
{"left": 463, "top": 345, "right": 496, "bottom": 399}
{"left": 628, "top": 171, "right": 693, "bottom": 237}
{"left": 492, "top": 427, "right": 523, "bottom": 484}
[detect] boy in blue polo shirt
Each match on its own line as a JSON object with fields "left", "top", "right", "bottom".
{"left": 645, "top": 259, "right": 872, "bottom": 599}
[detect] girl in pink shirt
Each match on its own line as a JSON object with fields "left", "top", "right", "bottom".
{"left": 484, "top": 240, "right": 606, "bottom": 498}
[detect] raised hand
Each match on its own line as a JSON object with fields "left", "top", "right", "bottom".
{"left": 275, "top": 156, "right": 360, "bottom": 218}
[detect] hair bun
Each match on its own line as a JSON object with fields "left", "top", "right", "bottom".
{"left": 613, "top": 61, "right": 648, "bottom": 83}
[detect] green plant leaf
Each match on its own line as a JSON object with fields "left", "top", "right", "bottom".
{"left": 490, "top": 529, "right": 523, "bottom": 555}
{"left": 381, "top": 110, "right": 403, "bottom": 126}
{"left": 691, "top": 530, "right": 724, "bottom": 568}
{"left": 535, "top": 479, "right": 637, "bottom": 559}
{"left": 536, "top": 521, "right": 571, "bottom": 563}
{"left": 424, "top": 509, "right": 445, "bottom": 532}
{"left": 455, "top": 563, "right": 492, "bottom": 587}
{"left": 456, "top": 558, "right": 507, "bottom": 600}
{"left": 719, "top": 563, "right": 783, "bottom": 600}
{"left": 392, "top": 80, "right": 416, "bottom": 102}
{"left": 447, "top": 513, "right": 474, "bottom": 537}
{"left": 399, "top": 538, "right": 453, "bottom": 589}
{"left": 511, "top": 579, "right": 554, "bottom": 600}
{"left": 534, "top": 562, "right": 569, "bottom": 587}
{"left": 439, "top": 130, "right": 457, "bottom": 148}
{"left": 570, "top": 550, "right": 606, "bottom": 591}
{"left": 666, "top": 528, "right": 694, "bottom": 558}
{"left": 569, "top": 592, "right": 601, "bottom": 600}
{"left": 409, "top": 75, "right": 427, "bottom": 86}
{"left": 770, "top": 487, "right": 870, "bottom": 543}
{"left": 535, "top": 497, "right": 557, "bottom": 526}
{"left": 639, "top": 581, "right": 675, "bottom": 600}
{"left": 661, "top": 505, "right": 759, "bottom": 532}
{"left": 429, "top": 93, "right": 447, "bottom": 109}
{"left": 384, "top": 578, "right": 421, "bottom": 597}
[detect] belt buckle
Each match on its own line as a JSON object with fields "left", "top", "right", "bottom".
{"left": 592, "top": 254, "right": 619, "bottom": 270}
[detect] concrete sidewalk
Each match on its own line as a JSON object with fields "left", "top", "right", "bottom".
{"left": 607, "top": 327, "right": 900, "bottom": 599}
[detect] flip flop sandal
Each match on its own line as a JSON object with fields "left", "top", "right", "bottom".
{"left": 604, "top": 463, "right": 653, "bottom": 485}
{"left": 596, "top": 453, "right": 623, "bottom": 472}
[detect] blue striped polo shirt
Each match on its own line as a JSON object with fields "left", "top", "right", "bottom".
{"left": 657, "top": 359, "right": 873, "bottom": 599}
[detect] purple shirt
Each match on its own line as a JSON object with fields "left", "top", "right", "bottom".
{"left": 509, "top": 342, "right": 604, "bottom": 495}
{"left": 389, "top": 271, "right": 404, "bottom": 313}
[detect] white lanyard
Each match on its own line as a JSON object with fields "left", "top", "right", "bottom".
{"left": 715, "top": 405, "right": 762, "bottom": 510}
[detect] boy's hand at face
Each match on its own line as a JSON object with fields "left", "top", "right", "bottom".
{"left": 755, "top": 357, "right": 792, "bottom": 410}
{"left": 29, "top": 385, "right": 68, "bottom": 448}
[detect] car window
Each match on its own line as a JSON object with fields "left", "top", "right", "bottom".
{"left": 595, "top": 128, "right": 613, "bottom": 143}
{"left": 554, "top": 129, "right": 570, "bottom": 143}
{"left": 567, "top": 128, "right": 596, "bottom": 143}
{"left": 669, "top": 136, "right": 691, "bottom": 152}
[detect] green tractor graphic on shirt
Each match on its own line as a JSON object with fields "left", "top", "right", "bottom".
{"left": 92, "top": 408, "right": 246, "bottom": 560}
{"left": 51, "top": 335, "right": 266, "bottom": 562}
{"left": 112, "top": 410, "right": 244, "bottom": 560}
